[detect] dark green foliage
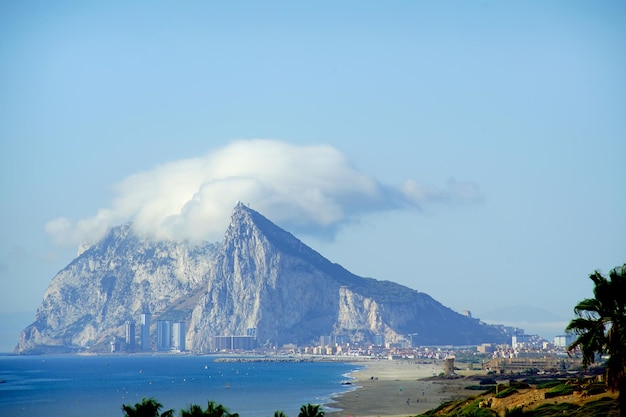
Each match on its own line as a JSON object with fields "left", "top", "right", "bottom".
{"left": 504, "top": 407, "right": 530, "bottom": 417}
{"left": 500, "top": 397, "right": 620, "bottom": 417}
{"left": 566, "top": 264, "right": 626, "bottom": 417}
{"left": 297, "top": 403, "right": 324, "bottom": 417}
{"left": 587, "top": 385, "right": 607, "bottom": 395}
{"left": 495, "top": 387, "right": 518, "bottom": 398}
{"left": 415, "top": 398, "right": 496, "bottom": 417}
{"left": 503, "top": 397, "right": 620, "bottom": 417}
{"left": 479, "top": 378, "right": 497, "bottom": 385}
{"left": 482, "top": 386, "right": 497, "bottom": 395}
{"left": 122, "top": 398, "right": 174, "bottom": 417}
{"left": 544, "top": 383, "right": 575, "bottom": 399}
{"left": 416, "top": 400, "right": 457, "bottom": 416}
{"left": 459, "top": 411, "right": 495, "bottom": 417}
{"left": 273, "top": 412, "right": 287, "bottom": 417}
{"left": 417, "top": 384, "right": 619, "bottom": 417}
{"left": 179, "top": 401, "right": 239, "bottom": 417}
{"left": 180, "top": 404, "right": 203, "bottom": 417}
{"left": 536, "top": 380, "right": 562, "bottom": 389}
{"left": 509, "top": 381, "right": 530, "bottom": 390}
{"left": 530, "top": 402, "right": 579, "bottom": 417}
{"left": 572, "top": 396, "right": 620, "bottom": 417}
{"left": 520, "top": 377, "right": 541, "bottom": 385}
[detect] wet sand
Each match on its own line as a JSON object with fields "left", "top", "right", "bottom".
{"left": 327, "top": 360, "right": 472, "bottom": 417}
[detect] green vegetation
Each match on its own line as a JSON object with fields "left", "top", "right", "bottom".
{"left": 587, "top": 384, "right": 607, "bottom": 396}
{"left": 566, "top": 263, "right": 626, "bottom": 417}
{"left": 122, "top": 398, "right": 174, "bottom": 417}
{"left": 543, "top": 383, "right": 575, "bottom": 399}
{"left": 180, "top": 401, "right": 239, "bottom": 417}
{"left": 502, "top": 397, "right": 619, "bottom": 417}
{"left": 503, "top": 406, "right": 526, "bottom": 417}
{"left": 465, "top": 385, "right": 493, "bottom": 391}
{"left": 416, "top": 397, "right": 497, "bottom": 417}
{"left": 417, "top": 400, "right": 458, "bottom": 416}
{"left": 479, "top": 378, "right": 497, "bottom": 386}
{"left": 122, "top": 399, "right": 324, "bottom": 417}
{"left": 416, "top": 392, "right": 619, "bottom": 417}
{"left": 535, "top": 380, "right": 562, "bottom": 390}
{"left": 297, "top": 403, "right": 325, "bottom": 417}
{"left": 495, "top": 386, "right": 518, "bottom": 399}
{"left": 509, "top": 381, "right": 530, "bottom": 390}
{"left": 415, "top": 377, "right": 619, "bottom": 417}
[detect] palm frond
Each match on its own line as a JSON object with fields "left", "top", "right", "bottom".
{"left": 567, "top": 263, "right": 626, "bottom": 395}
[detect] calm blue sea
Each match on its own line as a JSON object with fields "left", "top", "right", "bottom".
{"left": 0, "top": 355, "right": 360, "bottom": 417}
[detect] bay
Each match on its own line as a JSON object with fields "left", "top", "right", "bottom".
{"left": 0, "top": 355, "right": 360, "bottom": 417}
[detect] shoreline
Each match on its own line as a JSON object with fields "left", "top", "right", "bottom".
{"left": 327, "top": 359, "right": 473, "bottom": 417}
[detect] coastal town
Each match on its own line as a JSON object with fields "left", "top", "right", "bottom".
{"left": 114, "top": 312, "right": 582, "bottom": 377}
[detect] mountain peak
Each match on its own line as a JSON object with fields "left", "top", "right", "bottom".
{"left": 16, "top": 203, "right": 509, "bottom": 354}
{"left": 230, "top": 201, "right": 259, "bottom": 224}
{"left": 226, "top": 203, "right": 305, "bottom": 254}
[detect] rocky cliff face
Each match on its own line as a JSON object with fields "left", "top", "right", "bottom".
{"left": 16, "top": 203, "right": 507, "bottom": 354}
{"left": 16, "top": 225, "right": 217, "bottom": 354}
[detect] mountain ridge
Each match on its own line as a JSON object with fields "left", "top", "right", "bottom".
{"left": 16, "top": 203, "right": 508, "bottom": 354}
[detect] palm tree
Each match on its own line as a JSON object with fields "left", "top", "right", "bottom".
{"left": 273, "top": 412, "right": 287, "bottom": 417}
{"left": 180, "top": 404, "right": 205, "bottom": 417}
{"left": 122, "top": 397, "right": 174, "bottom": 417}
{"left": 180, "top": 401, "right": 239, "bottom": 417}
{"left": 566, "top": 264, "right": 626, "bottom": 417}
{"left": 297, "top": 403, "right": 325, "bottom": 417}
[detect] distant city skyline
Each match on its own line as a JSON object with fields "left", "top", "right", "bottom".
{"left": 1, "top": 1, "right": 624, "bottom": 349}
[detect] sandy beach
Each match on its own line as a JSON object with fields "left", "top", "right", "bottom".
{"left": 327, "top": 359, "right": 472, "bottom": 417}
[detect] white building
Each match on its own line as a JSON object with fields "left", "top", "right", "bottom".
{"left": 554, "top": 334, "right": 575, "bottom": 348}
{"left": 141, "top": 313, "right": 151, "bottom": 351}
{"left": 157, "top": 320, "right": 172, "bottom": 351}
{"left": 172, "top": 322, "right": 186, "bottom": 352}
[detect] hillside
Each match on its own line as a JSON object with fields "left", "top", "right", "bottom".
{"left": 16, "top": 203, "right": 509, "bottom": 354}
{"left": 418, "top": 374, "right": 619, "bottom": 417}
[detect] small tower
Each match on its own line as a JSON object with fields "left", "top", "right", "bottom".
{"left": 444, "top": 356, "right": 455, "bottom": 377}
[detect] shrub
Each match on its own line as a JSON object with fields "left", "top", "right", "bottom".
{"left": 536, "top": 380, "right": 562, "bottom": 389}
{"left": 452, "top": 399, "right": 497, "bottom": 417}
{"left": 520, "top": 377, "right": 539, "bottom": 385}
{"left": 586, "top": 385, "right": 607, "bottom": 396}
{"left": 509, "top": 381, "right": 530, "bottom": 389}
{"left": 572, "top": 396, "right": 619, "bottom": 417}
{"left": 460, "top": 410, "right": 496, "bottom": 417}
{"left": 544, "top": 383, "right": 574, "bottom": 399}
{"left": 482, "top": 386, "right": 497, "bottom": 395}
{"left": 504, "top": 406, "right": 530, "bottom": 417}
{"left": 495, "top": 387, "right": 518, "bottom": 399}
{"left": 530, "top": 402, "right": 579, "bottom": 417}
{"left": 479, "top": 377, "right": 497, "bottom": 385}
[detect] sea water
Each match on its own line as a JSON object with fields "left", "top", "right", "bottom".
{"left": 0, "top": 355, "right": 360, "bottom": 417}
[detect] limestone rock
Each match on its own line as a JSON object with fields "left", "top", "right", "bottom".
{"left": 16, "top": 203, "right": 507, "bottom": 354}
{"left": 16, "top": 225, "right": 216, "bottom": 354}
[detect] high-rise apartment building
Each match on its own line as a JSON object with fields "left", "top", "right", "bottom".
{"left": 140, "top": 313, "right": 151, "bottom": 351}
{"left": 172, "top": 321, "right": 185, "bottom": 352}
{"left": 156, "top": 320, "right": 171, "bottom": 351}
{"left": 125, "top": 321, "right": 135, "bottom": 351}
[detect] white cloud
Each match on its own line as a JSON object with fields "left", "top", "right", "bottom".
{"left": 45, "top": 139, "right": 482, "bottom": 245}
{"left": 401, "top": 178, "right": 482, "bottom": 206}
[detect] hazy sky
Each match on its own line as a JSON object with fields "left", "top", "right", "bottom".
{"left": 1, "top": 1, "right": 624, "bottom": 340}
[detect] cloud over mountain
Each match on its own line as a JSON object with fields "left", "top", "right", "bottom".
{"left": 46, "top": 139, "right": 481, "bottom": 245}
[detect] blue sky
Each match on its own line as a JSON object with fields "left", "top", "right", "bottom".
{"left": 1, "top": 1, "right": 625, "bottom": 344}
